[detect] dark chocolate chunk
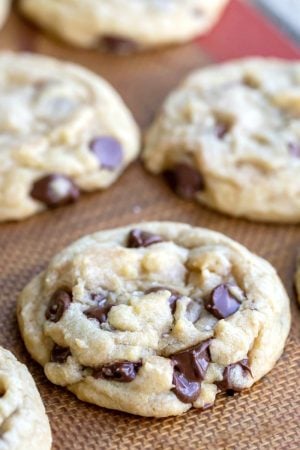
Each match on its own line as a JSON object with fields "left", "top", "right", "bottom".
{"left": 84, "top": 296, "right": 112, "bottom": 324}
{"left": 45, "top": 289, "right": 72, "bottom": 322}
{"left": 288, "top": 142, "right": 300, "bottom": 158}
{"left": 163, "top": 163, "right": 205, "bottom": 200}
{"left": 101, "top": 35, "right": 138, "bottom": 54}
{"left": 172, "top": 371, "right": 201, "bottom": 403}
{"left": 93, "top": 361, "right": 142, "bottom": 382}
{"left": 127, "top": 229, "right": 164, "bottom": 248}
{"left": 89, "top": 136, "right": 123, "bottom": 170}
{"left": 205, "top": 284, "right": 241, "bottom": 319}
{"left": 170, "top": 340, "right": 211, "bottom": 403}
{"left": 51, "top": 344, "right": 71, "bottom": 363}
{"left": 145, "top": 286, "right": 181, "bottom": 313}
{"left": 30, "top": 174, "right": 80, "bottom": 207}
{"left": 217, "top": 359, "right": 252, "bottom": 392}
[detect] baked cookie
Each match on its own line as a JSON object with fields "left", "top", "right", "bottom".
{"left": 0, "top": 52, "right": 140, "bottom": 222}
{"left": 17, "top": 222, "right": 290, "bottom": 417}
{"left": 20, "top": 0, "right": 229, "bottom": 52}
{"left": 0, "top": 0, "right": 10, "bottom": 29}
{"left": 144, "top": 58, "right": 300, "bottom": 223}
{"left": 0, "top": 346, "right": 52, "bottom": 450}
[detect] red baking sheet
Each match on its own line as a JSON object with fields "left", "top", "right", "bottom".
{"left": 199, "top": 0, "right": 300, "bottom": 60}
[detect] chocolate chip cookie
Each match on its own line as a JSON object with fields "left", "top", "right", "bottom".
{"left": 0, "top": 52, "right": 140, "bottom": 221}
{"left": 17, "top": 222, "right": 291, "bottom": 417}
{"left": 144, "top": 58, "right": 300, "bottom": 222}
{"left": 20, "top": 0, "right": 229, "bottom": 52}
{"left": 0, "top": 346, "right": 52, "bottom": 450}
{"left": 0, "top": 0, "right": 10, "bottom": 29}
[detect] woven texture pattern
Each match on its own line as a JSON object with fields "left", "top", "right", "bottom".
{"left": 0, "top": 8, "right": 300, "bottom": 450}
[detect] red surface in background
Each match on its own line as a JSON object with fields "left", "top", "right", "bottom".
{"left": 197, "top": 0, "right": 300, "bottom": 60}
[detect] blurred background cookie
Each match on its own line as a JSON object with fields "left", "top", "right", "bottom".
{"left": 0, "top": 52, "right": 140, "bottom": 222}
{"left": 144, "top": 58, "right": 300, "bottom": 223}
{"left": 0, "top": 0, "right": 10, "bottom": 29}
{"left": 19, "top": 0, "right": 230, "bottom": 52}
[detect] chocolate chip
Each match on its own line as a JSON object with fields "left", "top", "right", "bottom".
{"left": 101, "top": 36, "right": 138, "bottom": 54}
{"left": 217, "top": 358, "right": 252, "bottom": 392}
{"left": 84, "top": 296, "right": 112, "bottom": 324}
{"left": 205, "top": 284, "right": 241, "bottom": 319}
{"left": 163, "top": 163, "right": 205, "bottom": 200}
{"left": 288, "top": 142, "right": 300, "bottom": 158}
{"left": 50, "top": 344, "right": 71, "bottom": 363}
{"left": 93, "top": 361, "right": 142, "bottom": 382}
{"left": 145, "top": 286, "right": 181, "bottom": 313}
{"left": 170, "top": 340, "right": 211, "bottom": 403}
{"left": 172, "top": 371, "right": 201, "bottom": 403}
{"left": 45, "top": 289, "right": 72, "bottom": 322}
{"left": 127, "top": 229, "right": 164, "bottom": 248}
{"left": 89, "top": 136, "right": 123, "bottom": 170}
{"left": 30, "top": 174, "right": 80, "bottom": 207}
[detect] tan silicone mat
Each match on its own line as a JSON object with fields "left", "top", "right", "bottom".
{"left": 0, "top": 6, "right": 300, "bottom": 450}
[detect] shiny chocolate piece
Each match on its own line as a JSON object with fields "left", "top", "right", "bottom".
{"left": 45, "top": 289, "right": 72, "bottom": 322}
{"left": 127, "top": 229, "right": 164, "bottom": 248}
{"left": 30, "top": 174, "right": 80, "bottom": 207}
{"left": 93, "top": 361, "right": 142, "bottom": 382}
{"left": 170, "top": 340, "right": 211, "bottom": 403}
{"left": 217, "top": 358, "right": 252, "bottom": 392}
{"left": 84, "top": 296, "right": 112, "bottom": 324}
{"left": 101, "top": 35, "right": 138, "bottom": 54}
{"left": 164, "top": 163, "right": 205, "bottom": 200}
{"left": 50, "top": 344, "right": 71, "bottom": 363}
{"left": 288, "top": 142, "right": 300, "bottom": 158}
{"left": 172, "top": 371, "right": 201, "bottom": 404}
{"left": 145, "top": 286, "right": 181, "bottom": 313}
{"left": 89, "top": 136, "right": 123, "bottom": 170}
{"left": 205, "top": 284, "right": 241, "bottom": 319}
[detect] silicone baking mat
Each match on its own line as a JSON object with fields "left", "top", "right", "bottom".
{"left": 0, "top": 1, "right": 300, "bottom": 448}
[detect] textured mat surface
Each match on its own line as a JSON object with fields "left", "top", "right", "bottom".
{"left": 0, "top": 1, "right": 300, "bottom": 449}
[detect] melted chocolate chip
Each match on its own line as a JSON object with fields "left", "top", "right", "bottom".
{"left": 217, "top": 359, "right": 252, "bottom": 392}
{"left": 93, "top": 361, "right": 142, "bottom": 382}
{"left": 84, "top": 296, "right": 112, "bottom": 324}
{"left": 89, "top": 136, "right": 123, "bottom": 170}
{"left": 205, "top": 284, "right": 241, "bottom": 320}
{"left": 45, "top": 289, "right": 72, "bottom": 322}
{"left": 30, "top": 174, "right": 80, "bottom": 207}
{"left": 51, "top": 344, "right": 71, "bottom": 363}
{"left": 101, "top": 36, "right": 138, "bottom": 54}
{"left": 170, "top": 340, "right": 211, "bottom": 403}
{"left": 164, "top": 163, "right": 205, "bottom": 200}
{"left": 127, "top": 229, "right": 164, "bottom": 248}
{"left": 288, "top": 142, "right": 300, "bottom": 158}
{"left": 172, "top": 371, "right": 201, "bottom": 403}
{"left": 145, "top": 286, "right": 181, "bottom": 313}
